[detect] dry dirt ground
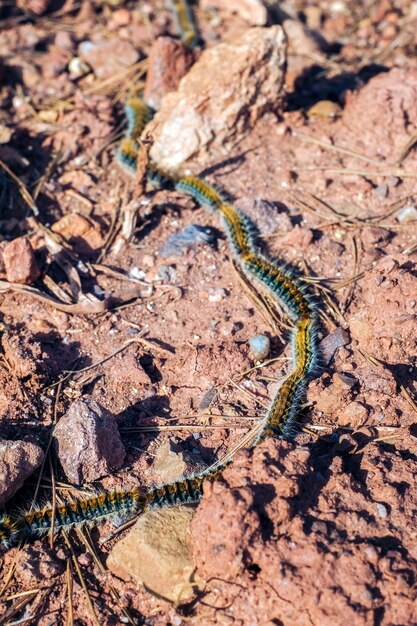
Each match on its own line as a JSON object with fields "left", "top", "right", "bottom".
{"left": 0, "top": 1, "right": 417, "bottom": 625}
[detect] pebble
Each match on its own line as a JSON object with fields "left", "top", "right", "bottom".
{"left": 201, "top": 0, "right": 268, "bottom": 25}
{"left": 107, "top": 505, "right": 196, "bottom": 604}
{"left": 159, "top": 224, "right": 216, "bottom": 258}
{"left": 144, "top": 37, "right": 195, "bottom": 111}
{"left": 320, "top": 328, "right": 350, "bottom": 365}
{"left": 306, "top": 100, "right": 342, "bottom": 120}
{"left": 249, "top": 335, "right": 271, "bottom": 361}
{"left": 375, "top": 183, "right": 389, "bottom": 198}
{"left": 152, "top": 440, "right": 198, "bottom": 483}
{"left": 0, "top": 439, "right": 44, "bottom": 506}
{"left": 51, "top": 213, "right": 103, "bottom": 254}
{"left": 236, "top": 198, "right": 293, "bottom": 234}
{"left": 339, "top": 401, "right": 369, "bottom": 427}
{"left": 150, "top": 26, "right": 286, "bottom": 169}
{"left": 396, "top": 205, "right": 417, "bottom": 223}
{"left": 78, "top": 39, "right": 139, "bottom": 80}
{"left": 2, "top": 236, "right": 41, "bottom": 285}
{"left": 68, "top": 57, "right": 90, "bottom": 80}
{"left": 53, "top": 399, "right": 125, "bottom": 485}
{"left": 375, "top": 503, "right": 388, "bottom": 518}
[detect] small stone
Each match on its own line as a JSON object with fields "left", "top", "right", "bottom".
{"left": 150, "top": 26, "right": 286, "bottom": 169}
{"left": 0, "top": 439, "right": 44, "bottom": 506}
{"left": 78, "top": 39, "right": 139, "bottom": 80}
{"left": 319, "top": 328, "right": 350, "bottom": 365}
{"left": 159, "top": 224, "right": 216, "bottom": 258}
{"left": 396, "top": 205, "right": 417, "bottom": 223}
{"left": 2, "top": 237, "right": 41, "bottom": 285}
{"left": 306, "top": 100, "right": 342, "bottom": 120}
{"left": 375, "top": 183, "right": 388, "bottom": 198}
{"left": 339, "top": 401, "right": 369, "bottom": 427}
{"left": 335, "top": 372, "right": 357, "bottom": 389}
{"left": 53, "top": 399, "right": 125, "bottom": 485}
{"left": 279, "top": 226, "right": 314, "bottom": 250}
{"left": 68, "top": 57, "right": 90, "bottom": 79}
{"left": 375, "top": 503, "right": 388, "bottom": 518}
{"left": 208, "top": 288, "right": 227, "bottom": 303}
{"left": 108, "top": 8, "right": 131, "bottom": 29}
{"left": 144, "top": 37, "right": 195, "bottom": 111}
{"left": 153, "top": 440, "right": 198, "bottom": 483}
{"left": 236, "top": 198, "right": 293, "bottom": 234}
{"left": 0, "top": 125, "right": 12, "bottom": 144}
{"left": 201, "top": 0, "right": 267, "bottom": 25}
{"left": 283, "top": 19, "right": 326, "bottom": 55}
{"left": 17, "top": 0, "right": 50, "bottom": 15}
{"left": 51, "top": 213, "right": 103, "bottom": 254}
{"left": 107, "top": 505, "right": 196, "bottom": 604}
{"left": 249, "top": 335, "right": 271, "bottom": 361}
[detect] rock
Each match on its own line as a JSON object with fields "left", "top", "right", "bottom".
{"left": 283, "top": 18, "right": 327, "bottom": 55}
{"left": 319, "top": 327, "right": 350, "bottom": 365}
{"left": 152, "top": 440, "right": 199, "bottom": 483}
{"left": 279, "top": 225, "right": 314, "bottom": 250}
{"left": 339, "top": 401, "right": 369, "bottom": 427}
{"left": 2, "top": 237, "right": 41, "bottom": 284}
{"left": 144, "top": 37, "right": 195, "bottom": 111}
{"left": 150, "top": 26, "right": 286, "bottom": 169}
{"left": 17, "top": 0, "right": 50, "bottom": 15}
{"left": 201, "top": 0, "right": 268, "bottom": 25}
{"left": 159, "top": 224, "right": 216, "bottom": 258}
{"left": 107, "top": 505, "right": 196, "bottom": 603}
{"left": 336, "top": 68, "right": 417, "bottom": 161}
{"left": 53, "top": 399, "right": 125, "bottom": 485}
{"left": 78, "top": 39, "right": 139, "bottom": 80}
{"left": 249, "top": 335, "right": 271, "bottom": 361}
{"left": 51, "top": 213, "right": 103, "bottom": 254}
{"left": 396, "top": 205, "right": 417, "bottom": 223}
{"left": 236, "top": 198, "right": 293, "bottom": 234}
{"left": 0, "top": 439, "right": 44, "bottom": 506}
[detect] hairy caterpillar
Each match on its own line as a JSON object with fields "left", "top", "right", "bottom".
{"left": 0, "top": 466, "right": 225, "bottom": 548}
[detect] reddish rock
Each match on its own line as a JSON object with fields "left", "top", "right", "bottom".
{"left": 150, "top": 26, "right": 286, "bottom": 169}
{"left": 3, "top": 237, "right": 40, "bottom": 284}
{"left": 190, "top": 439, "right": 417, "bottom": 625}
{"left": 144, "top": 37, "right": 195, "bottom": 111}
{"left": 51, "top": 213, "right": 103, "bottom": 254}
{"left": 279, "top": 225, "right": 314, "bottom": 250}
{"left": 339, "top": 401, "right": 369, "bottom": 427}
{"left": 17, "top": 0, "right": 50, "bottom": 15}
{"left": 0, "top": 439, "right": 44, "bottom": 506}
{"left": 78, "top": 39, "right": 139, "bottom": 80}
{"left": 53, "top": 399, "right": 125, "bottom": 485}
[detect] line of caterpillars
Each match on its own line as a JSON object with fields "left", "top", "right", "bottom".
{"left": 0, "top": 93, "right": 320, "bottom": 549}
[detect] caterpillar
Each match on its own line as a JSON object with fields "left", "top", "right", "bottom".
{"left": 0, "top": 465, "right": 226, "bottom": 549}
{"left": 168, "top": 0, "right": 201, "bottom": 49}
{"left": 0, "top": 92, "right": 321, "bottom": 548}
